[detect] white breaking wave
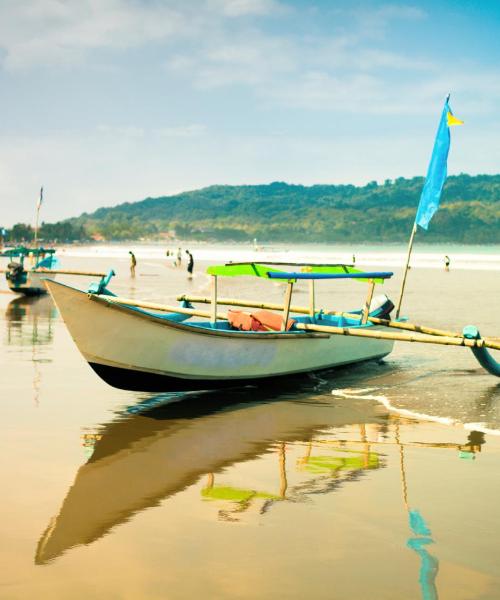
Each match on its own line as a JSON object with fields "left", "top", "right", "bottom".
{"left": 331, "top": 387, "right": 500, "bottom": 435}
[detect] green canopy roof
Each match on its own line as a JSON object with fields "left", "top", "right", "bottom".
{"left": 206, "top": 262, "right": 388, "bottom": 284}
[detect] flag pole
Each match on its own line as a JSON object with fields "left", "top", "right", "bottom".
{"left": 395, "top": 94, "right": 461, "bottom": 320}
{"left": 33, "top": 187, "right": 43, "bottom": 247}
{"left": 395, "top": 222, "right": 417, "bottom": 319}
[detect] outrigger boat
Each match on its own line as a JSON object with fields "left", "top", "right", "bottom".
{"left": 1, "top": 247, "right": 58, "bottom": 296}
{"left": 0, "top": 246, "right": 107, "bottom": 296}
{"left": 44, "top": 261, "right": 500, "bottom": 392}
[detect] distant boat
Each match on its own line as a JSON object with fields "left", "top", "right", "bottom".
{"left": 1, "top": 246, "right": 58, "bottom": 296}
{"left": 45, "top": 262, "right": 396, "bottom": 391}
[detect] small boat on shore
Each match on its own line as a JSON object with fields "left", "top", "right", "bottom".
{"left": 1, "top": 245, "right": 109, "bottom": 297}
{"left": 0, "top": 246, "right": 59, "bottom": 295}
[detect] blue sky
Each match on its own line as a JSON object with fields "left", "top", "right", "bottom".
{"left": 1, "top": 0, "right": 500, "bottom": 225}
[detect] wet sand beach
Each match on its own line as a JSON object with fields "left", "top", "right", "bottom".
{"left": 0, "top": 244, "right": 499, "bottom": 599}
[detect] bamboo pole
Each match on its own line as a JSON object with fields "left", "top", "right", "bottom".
{"left": 295, "top": 322, "right": 500, "bottom": 351}
{"left": 308, "top": 280, "right": 315, "bottom": 318}
{"left": 32, "top": 269, "right": 107, "bottom": 277}
{"left": 396, "top": 222, "right": 417, "bottom": 319}
{"left": 176, "top": 295, "right": 466, "bottom": 339}
{"left": 210, "top": 275, "right": 218, "bottom": 323}
{"left": 94, "top": 294, "right": 500, "bottom": 351}
{"left": 178, "top": 294, "right": 305, "bottom": 314}
{"left": 92, "top": 295, "right": 227, "bottom": 320}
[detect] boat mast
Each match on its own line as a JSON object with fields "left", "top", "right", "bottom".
{"left": 33, "top": 186, "right": 43, "bottom": 247}
{"left": 395, "top": 223, "right": 417, "bottom": 319}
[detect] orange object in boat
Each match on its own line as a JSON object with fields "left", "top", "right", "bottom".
{"left": 252, "top": 309, "right": 295, "bottom": 331}
{"left": 227, "top": 310, "right": 266, "bottom": 331}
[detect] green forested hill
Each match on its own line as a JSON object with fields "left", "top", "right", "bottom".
{"left": 5, "top": 174, "right": 500, "bottom": 243}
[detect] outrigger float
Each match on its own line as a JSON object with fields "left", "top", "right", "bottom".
{"left": 44, "top": 261, "right": 500, "bottom": 392}
{"left": 0, "top": 246, "right": 107, "bottom": 296}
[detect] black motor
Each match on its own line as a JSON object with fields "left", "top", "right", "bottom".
{"left": 6, "top": 261, "right": 24, "bottom": 282}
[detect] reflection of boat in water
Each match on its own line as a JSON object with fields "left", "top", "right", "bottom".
{"left": 5, "top": 294, "right": 57, "bottom": 347}
{"left": 36, "top": 382, "right": 388, "bottom": 564}
{"left": 5, "top": 294, "right": 58, "bottom": 405}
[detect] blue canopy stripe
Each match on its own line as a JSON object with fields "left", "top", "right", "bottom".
{"left": 266, "top": 271, "right": 393, "bottom": 281}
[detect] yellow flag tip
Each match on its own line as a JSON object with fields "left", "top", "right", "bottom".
{"left": 447, "top": 112, "right": 464, "bottom": 126}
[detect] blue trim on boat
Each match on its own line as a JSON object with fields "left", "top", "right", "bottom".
{"left": 266, "top": 271, "right": 393, "bottom": 280}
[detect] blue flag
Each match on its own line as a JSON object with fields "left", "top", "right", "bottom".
{"left": 415, "top": 98, "right": 462, "bottom": 230}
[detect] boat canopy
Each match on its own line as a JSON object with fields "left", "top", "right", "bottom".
{"left": 206, "top": 262, "right": 392, "bottom": 284}
{"left": 0, "top": 246, "right": 56, "bottom": 258}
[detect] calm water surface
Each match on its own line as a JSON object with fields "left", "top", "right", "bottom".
{"left": 1, "top": 247, "right": 499, "bottom": 599}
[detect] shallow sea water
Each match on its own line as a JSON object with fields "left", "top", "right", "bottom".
{"left": 1, "top": 244, "right": 499, "bottom": 599}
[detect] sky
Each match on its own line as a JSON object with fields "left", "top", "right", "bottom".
{"left": 1, "top": 0, "right": 500, "bottom": 226}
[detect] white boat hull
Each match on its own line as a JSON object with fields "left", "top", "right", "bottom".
{"left": 46, "top": 279, "right": 394, "bottom": 391}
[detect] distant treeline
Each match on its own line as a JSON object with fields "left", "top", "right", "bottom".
{"left": 1, "top": 221, "right": 87, "bottom": 244}
{"left": 3, "top": 174, "right": 500, "bottom": 244}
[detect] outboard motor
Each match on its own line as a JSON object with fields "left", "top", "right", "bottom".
{"left": 369, "top": 294, "right": 395, "bottom": 319}
{"left": 6, "top": 261, "right": 24, "bottom": 283}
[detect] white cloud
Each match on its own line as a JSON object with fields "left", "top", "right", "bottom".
{"left": 0, "top": 0, "right": 286, "bottom": 70}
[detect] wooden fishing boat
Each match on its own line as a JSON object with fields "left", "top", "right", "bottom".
{"left": 45, "top": 263, "right": 398, "bottom": 391}
{"left": 0, "top": 247, "right": 58, "bottom": 295}
{"left": 1, "top": 245, "right": 110, "bottom": 296}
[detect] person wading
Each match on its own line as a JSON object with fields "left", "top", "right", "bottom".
{"left": 129, "top": 251, "right": 137, "bottom": 277}
{"left": 186, "top": 250, "right": 194, "bottom": 279}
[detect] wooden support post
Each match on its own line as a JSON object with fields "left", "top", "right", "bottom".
{"left": 361, "top": 279, "right": 376, "bottom": 324}
{"left": 308, "top": 280, "right": 315, "bottom": 318}
{"left": 210, "top": 275, "right": 218, "bottom": 324}
{"left": 281, "top": 281, "right": 294, "bottom": 331}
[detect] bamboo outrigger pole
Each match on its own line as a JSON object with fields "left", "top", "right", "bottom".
{"left": 177, "top": 295, "right": 464, "bottom": 339}
{"left": 93, "top": 293, "right": 500, "bottom": 352}
{"left": 35, "top": 269, "right": 107, "bottom": 277}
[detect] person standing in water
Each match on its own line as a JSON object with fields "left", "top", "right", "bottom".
{"left": 186, "top": 250, "right": 194, "bottom": 279}
{"left": 444, "top": 255, "right": 450, "bottom": 271}
{"left": 129, "top": 251, "right": 137, "bottom": 277}
{"left": 176, "top": 247, "right": 182, "bottom": 267}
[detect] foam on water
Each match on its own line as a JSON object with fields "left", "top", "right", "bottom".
{"left": 331, "top": 387, "right": 500, "bottom": 435}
